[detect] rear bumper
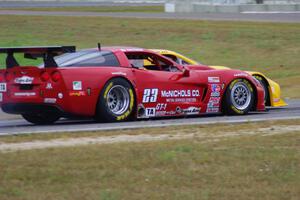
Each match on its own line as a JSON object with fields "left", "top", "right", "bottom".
{"left": 1, "top": 103, "right": 65, "bottom": 115}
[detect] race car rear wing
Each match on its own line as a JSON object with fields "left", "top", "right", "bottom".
{"left": 0, "top": 46, "right": 76, "bottom": 69}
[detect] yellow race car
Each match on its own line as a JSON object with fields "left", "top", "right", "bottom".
{"left": 152, "top": 49, "right": 287, "bottom": 107}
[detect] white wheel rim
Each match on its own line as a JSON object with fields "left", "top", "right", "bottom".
{"left": 106, "top": 85, "right": 130, "bottom": 115}
{"left": 230, "top": 82, "right": 251, "bottom": 110}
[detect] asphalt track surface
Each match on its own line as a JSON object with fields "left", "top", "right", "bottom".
{"left": 0, "top": 10, "right": 299, "bottom": 23}
{"left": 0, "top": 100, "right": 299, "bottom": 136}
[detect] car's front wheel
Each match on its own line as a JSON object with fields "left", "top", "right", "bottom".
{"left": 223, "top": 79, "right": 254, "bottom": 115}
{"left": 96, "top": 78, "right": 135, "bottom": 122}
{"left": 22, "top": 113, "right": 60, "bottom": 125}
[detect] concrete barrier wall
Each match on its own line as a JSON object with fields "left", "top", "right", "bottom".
{"left": 165, "top": 0, "right": 300, "bottom": 13}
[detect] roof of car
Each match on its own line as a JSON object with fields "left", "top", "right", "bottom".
{"left": 77, "top": 46, "right": 157, "bottom": 54}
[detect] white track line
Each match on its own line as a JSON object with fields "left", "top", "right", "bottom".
{"left": 0, "top": 115, "right": 300, "bottom": 136}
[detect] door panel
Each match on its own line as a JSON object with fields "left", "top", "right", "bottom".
{"left": 133, "top": 69, "right": 205, "bottom": 118}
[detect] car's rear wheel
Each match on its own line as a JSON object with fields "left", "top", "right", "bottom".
{"left": 253, "top": 75, "right": 270, "bottom": 106}
{"left": 96, "top": 78, "right": 135, "bottom": 122}
{"left": 22, "top": 113, "right": 60, "bottom": 125}
{"left": 223, "top": 79, "right": 254, "bottom": 115}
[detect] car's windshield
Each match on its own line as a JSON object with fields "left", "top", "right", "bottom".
{"left": 163, "top": 54, "right": 202, "bottom": 65}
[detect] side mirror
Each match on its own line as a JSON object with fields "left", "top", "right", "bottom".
{"left": 182, "top": 68, "right": 190, "bottom": 77}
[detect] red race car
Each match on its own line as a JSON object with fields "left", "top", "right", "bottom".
{"left": 0, "top": 45, "right": 265, "bottom": 124}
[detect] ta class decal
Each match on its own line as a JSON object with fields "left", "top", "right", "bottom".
{"left": 73, "top": 81, "right": 82, "bottom": 90}
{"left": 145, "top": 108, "right": 156, "bottom": 117}
{"left": 142, "top": 88, "right": 158, "bottom": 103}
{"left": 0, "top": 83, "right": 6, "bottom": 92}
{"left": 14, "top": 76, "right": 33, "bottom": 84}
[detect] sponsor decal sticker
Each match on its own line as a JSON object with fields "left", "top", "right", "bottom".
{"left": 112, "top": 72, "right": 127, "bottom": 76}
{"left": 46, "top": 83, "right": 53, "bottom": 89}
{"left": 156, "top": 110, "right": 177, "bottom": 116}
{"left": 234, "top": 73, "right": 249, "bottom": 77}
{"left": 271, "top": 86, "right": 275, "bottom": 93}
{"left": 58, "top": 93, "right": 63, "bottom": 99}
{"left": 145, "top": 108, "right": 156, "bottom": 117}
{"left": 0, "top": 83, "right": 6, "bottom": 92}
{"left": 273, "top": 98, "right": 280, "bottom": 103}
{"left": 14, "top": 76, "right": 33, "bottom": 84}
{"left": 44, "top": 98, "right": 57, "bottom": 104}
{"left": 211, "top": 92, "right": 220, "bottom": 97}
{"left": 211, "top": 84, "right": 221, "bottom": 92}
{"left": 166, "top": 97, "right": 197, "bottom": 103}
{"left": 161, "top": 89, "right": 200, "bottom": 98}
{"left": 14, "top": 92, "right": 36, "bottom": 97}
{"left": 156, "top": 110, "right": 166, "bottom": 116}
{"left": 208, "top": 102, "right": 219, "bottom": 108}
{"left": 209, "top": 97, "right": 220, "bottom": 103}
{"left": 69, "top": 91, "right": 86, "bottom": 97}
{"left": 73, "top": 81, "right": 82, "bottom": 90}
{"left": 208, "top": 77, "right": 220, "bottom": 83}
{"left": 183, "top": 107, "right": 201, "bottom": 115}
{"left": 156, "top": 103, "right": 167, "bottom": 111}
{"left": 176, "top": 106, "right": 182, "bottom": 114}
{"left": 0, "top": 93, "right": 2, "bottom": 102}
{"left": 206, "top": 107, "right": 219, "bottom": 113}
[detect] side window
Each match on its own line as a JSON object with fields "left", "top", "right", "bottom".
{"left": 126, "top": 53, "right": 180, "bottom": 72}
{"left": 57, "top": 51, "right": 119, "bottom": 67}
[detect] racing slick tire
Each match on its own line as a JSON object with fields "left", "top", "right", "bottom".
{"left": 223, "top": 79, "right": 254, "bottom": 115}
{"left": 22, "top": 113, "right": 60, "bottom": 125}
{"left": 253, "top": 75, "right": 270, "bottom": 106}
{"left": 96, "top": 78, "right": 135, "bottom": 122}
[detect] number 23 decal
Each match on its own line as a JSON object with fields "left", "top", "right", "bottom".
{"left": 142, "top": 88, "right": 158, "bottom": 103}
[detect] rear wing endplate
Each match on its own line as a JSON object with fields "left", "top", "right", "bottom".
{"left": 0, "top": 46, "right": 76, "bottom": 69}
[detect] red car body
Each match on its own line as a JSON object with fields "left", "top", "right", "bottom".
{"left": 0, "top": 46, "right": 265, "bottom": 123}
